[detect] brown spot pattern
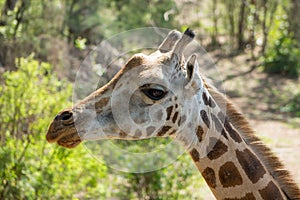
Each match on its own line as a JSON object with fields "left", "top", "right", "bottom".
{"left": 190, "top": 148, "right": 200, "bottom": 162}
{"left": 166, "top": 106, "right": 173, "bottom": 120}
{"left": 202, "top": 92, "right": 216, "bottom": 108}
{"left": 203, "top": 92, "right": 210, "bottom": 106}
{"left": 223, "top": 193, "right": 256, "bottom": 200}
{"left": 196, "top": 126, "right": 204, "bottom": 142}
{"left": 153, "top": 109, "right": 163, "bottom": 121}
{"left": 200, "top": 110, "right": 210, "bottom": 128}
{"left": 217, "top": 111, "right": 226, "bottom": 121}
{"left": 221, "top": 129, "right": 228, "bottom": 139}
{"left": 224, "top": 118, "right": 242, "bottom": 143}
{"left": 259, "top": 181, "right": 284, "bottom": 200}
{"left": 146, "top": 126, "right": 155, "bottom": 135}
{"left": 169, "top": 129, "right": 176, "bottom": 135}
{"left": 178, "top": 115, "right": 187, "bottom": 126}
{"left": 119, "top": 131, "right": 127, "bottom": 138}
{"left": 95, "top": 97, "right": 110, "bottom": 113}
{"left": 211, "top": 113, "right": 223, "bottom": 132}
{"left": 134, "top": 130, "right": 142, "bottom": 137}
{"left": 157, "top": 126, "right": 171, "bottom": 136}
{"left": 207, "top": 138, "right": 228, "bottom": 160}
{"left": 177, "top": 116, "right": 181, "bottom": 126}
{"left": 209, "top": 98, "right": 216, "bottom": 108}
{"left": 202, "top": 167, "right": 217, "bottom": 188}
{"left": 236, "top": 149, "right": 266, "bottom": 184}
{"left": 172, "top": 112, "right": 178, "bottom": 123}
{"left": 219, "top": 161, "right": 243, "bottom": 188}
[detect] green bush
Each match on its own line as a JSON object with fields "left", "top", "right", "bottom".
{"left": 289, "top": 93, "right": 300, "bottom": 117}
{"left": 113, "top": 153, "right": 209, "bottom": 200}
{"left": 281, "top": 93, "right": 300, "bottom": 117}
{"left": 0, "top": 56, "right": 108, "bottom": 199}
{"left": 263, "top": 35, "right": 300, "bottom": 77}
{"left": 263, "top": 15, "right": 300, "bottom": 78}
{"left": 290, "top": 94, "right": 300, "bottom": 117}
{"left": 0, "top": 56, "right": 210, "bottom": 199}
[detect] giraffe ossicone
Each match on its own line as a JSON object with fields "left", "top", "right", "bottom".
{"left": 46, "top": 28, "right": 300, "bottom": 200}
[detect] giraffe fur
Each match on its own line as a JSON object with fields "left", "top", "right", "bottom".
{"left": 46, "top": 29, "right": 300, "bottom": 200}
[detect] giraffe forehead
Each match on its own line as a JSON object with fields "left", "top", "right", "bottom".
{"left": 142, "top": 65, "right": 184, "bottom": 82}
{"left": 139, "top": 65, "right": 166, "bottom": 79}
{"left": 124, "top": 52, "right": 171, "bottom": 70}
{"left": 120, "top": 52, "right": 185, "bottom": 87}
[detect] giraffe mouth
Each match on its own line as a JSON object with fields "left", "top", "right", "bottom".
{"left": 46, "top": 119, "right": 82, "bottom": 149}
{"left": 57, "top": 135, "right": 81, "bottom": 148}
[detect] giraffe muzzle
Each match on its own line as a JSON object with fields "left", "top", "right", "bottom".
{"left": 46, "top": 109, "right": 82, "bottom": 148}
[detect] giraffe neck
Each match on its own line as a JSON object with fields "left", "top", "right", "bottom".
{"left": 175, "top": 83, "right": 296, "bottom": 200}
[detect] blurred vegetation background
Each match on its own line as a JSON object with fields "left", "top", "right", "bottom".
{"left": 0, "top": 0, "right": 299, "bottom": 199}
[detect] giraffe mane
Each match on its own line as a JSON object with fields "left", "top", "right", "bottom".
{"left": 204, "top": 81, "right": 300, "bottom": 200}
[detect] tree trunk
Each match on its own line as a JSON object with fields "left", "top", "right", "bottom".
{"left": 2, "top": 0, "right": 18, "bottom": 16}
{"left": 261, "top": 0, "right": 268, "bottom": 56}
{"left": 237, "top": 0, "right": 246, "bottom": 51}
{"left": 225, "top": 0, "right": 236, "bottom": 49}
{"left": 249, "top": 0, "right": 258, "bottom": 59}
{"left": 211, "top": 0, "right": 219, "bottom": 46}
{"left": 289, "top": 0, "right": 300, "bottom": 43}
{"left": 13, "top": 0, "right": 28, "bottom": 39}
{"left": 261, "top": 0, "right": 278, "bottom": 56}
{"left": 0, "top": 0, "right": 18, "bottom": 26}
{"left": 64, "top": 0, "right": 76, "bottom": 43}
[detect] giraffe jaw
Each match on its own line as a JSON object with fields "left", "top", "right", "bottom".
{"left": 58, "top": 137, "right": 81, "bottom": 149}
{"left": 46, "top": 29, "right": 196, "bottom": 148}
{"left": 46, "top": 128, "right": 82, "bottom": 149}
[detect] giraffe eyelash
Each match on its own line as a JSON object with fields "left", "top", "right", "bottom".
{"left": 140, "top": 84, "right": 168, "bottom": 101}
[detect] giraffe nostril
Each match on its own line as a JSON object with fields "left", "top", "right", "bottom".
{"left": 60, "top": 111, "right": 73, "bottom": 121}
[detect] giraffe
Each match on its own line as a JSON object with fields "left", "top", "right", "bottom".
{"left": 46, "top": 29, "right": 300, "bottom": 200}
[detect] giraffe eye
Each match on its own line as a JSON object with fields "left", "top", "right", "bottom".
{"left": 141, "top": 85, "right": 168, "bottom": 101}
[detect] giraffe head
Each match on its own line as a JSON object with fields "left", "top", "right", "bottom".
{"left": 45, "top": 29, "right": 300, "bottom": 199}
{"left": 46, "top": 29, "right": 204, "bottom": 148}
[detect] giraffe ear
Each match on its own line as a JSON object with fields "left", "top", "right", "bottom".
{"left": 185, "top": 54, "right": 198, "bottom": 86}
{"left": 158, "top": 30, "right": 181, "bottom": 53}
